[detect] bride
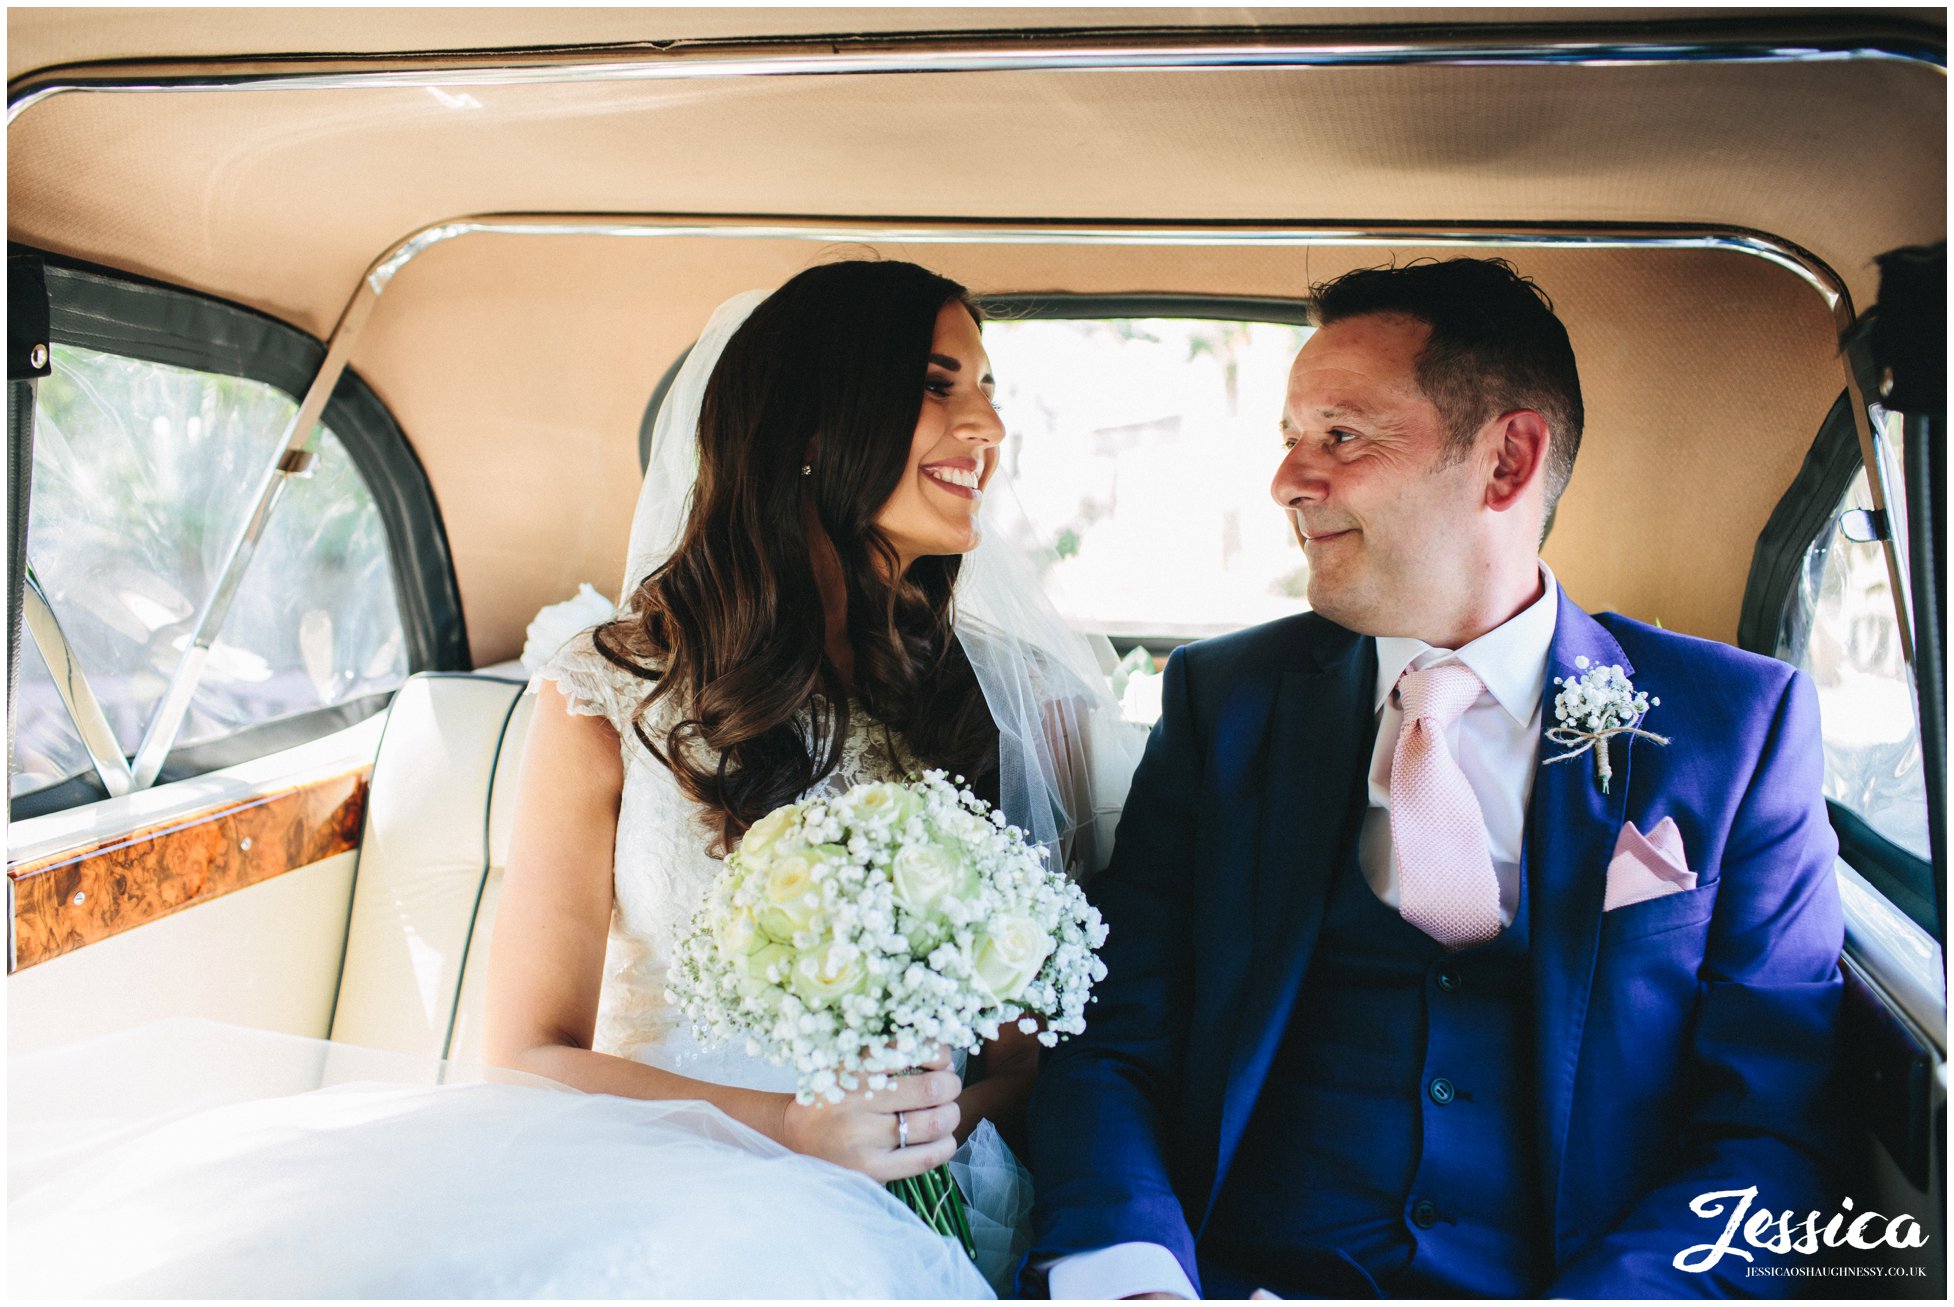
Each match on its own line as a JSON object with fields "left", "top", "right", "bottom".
{"left": 9, "top": 260, "right": 1140, "bottom": 1299}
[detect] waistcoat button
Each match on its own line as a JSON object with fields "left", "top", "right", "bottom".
{"left": 1436, "top": 967, "right": 1462, "bottom": 992}
{"left": 1410, "top": 1199, "right": 1439, "bottom": 1229}
{"left": 1429, "top": 1077, "right": 1456, "bottom": 1105}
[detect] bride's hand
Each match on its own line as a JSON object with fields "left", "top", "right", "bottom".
{"left": 778, "top": 1045, "right": 961, "bottom": 1181}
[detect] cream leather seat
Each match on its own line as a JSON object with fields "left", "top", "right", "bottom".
{"left": 328, "top": 672, "right": 535, "bottom": 1067}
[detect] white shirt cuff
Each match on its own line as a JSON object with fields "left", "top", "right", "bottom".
{"left": 1044, "top": 1241, "right": 1199, "bottom": 1299}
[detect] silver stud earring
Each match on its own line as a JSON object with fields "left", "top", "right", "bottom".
{"left": 802, "top": 464, "right": 813, "bottom": 476}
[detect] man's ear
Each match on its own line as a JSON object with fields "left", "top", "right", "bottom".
{"left": 1484, "top": 410, "right": 1550, "bottom": 513}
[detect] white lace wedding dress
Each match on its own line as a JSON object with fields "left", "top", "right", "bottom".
{"left": 6, "top": 633, "right": 1026, "bottom": 1300}
{"left": 542, "top": 632, "right": 1032, "bottom": 1288}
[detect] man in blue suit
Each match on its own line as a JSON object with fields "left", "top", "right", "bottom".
{"left": 1024, "top": 259, "right": 1844, "bottom": 1298}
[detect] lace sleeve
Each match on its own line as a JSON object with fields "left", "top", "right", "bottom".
{"left": 529, "top": 628, "right": 645, "bottom": 732}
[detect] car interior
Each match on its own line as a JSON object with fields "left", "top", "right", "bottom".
{"left": 5, "top": 6, "right": 1945, "bottom": 1295}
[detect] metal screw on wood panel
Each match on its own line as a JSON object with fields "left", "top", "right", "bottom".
{"left": 71, "top": 891, "right": 85, "bottom": 905}
{"left": 240, "top": 836, "right": 253, "bottom": 851}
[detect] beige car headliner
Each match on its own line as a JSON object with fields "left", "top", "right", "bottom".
{"left": 7, "top": 8, "right": 1946, "bottom": 663}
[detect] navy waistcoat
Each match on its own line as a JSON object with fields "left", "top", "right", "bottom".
{"left": 1202, "top": 845, "right": 1546, "bottom": 1298}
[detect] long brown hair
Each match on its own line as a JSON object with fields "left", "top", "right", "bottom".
{"left": 596, "top": 260, "right": 999, "bottom": 854}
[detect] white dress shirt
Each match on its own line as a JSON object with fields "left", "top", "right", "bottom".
{"left": 1046, "top": 564, "right": 1561, "bottom": 1300}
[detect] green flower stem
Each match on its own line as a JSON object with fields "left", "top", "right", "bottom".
{"left": 888, "top": 1163, "right": 976, "bottom": 1263}
{"left": 946, "top": 1168, "right": 977, "bottom": 1255}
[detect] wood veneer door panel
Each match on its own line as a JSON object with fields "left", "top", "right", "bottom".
{"left": 6, "top": 853, "right": 361, "bottom": 1054}
{"left": 7, "top": 771, "right": 368, "bottom": 972}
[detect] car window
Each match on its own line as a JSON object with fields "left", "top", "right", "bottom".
{"left": 1780, "top": 455, "right": 1930, "bottom": 863}
{"left": 10, "top": 343, "right": 407, "bottom": 803}
{"left": 979, "top": 315, "right": 1314, "bottom": 725}
{"left": 982, "top": 316, "right": 1314, "bottom": 646}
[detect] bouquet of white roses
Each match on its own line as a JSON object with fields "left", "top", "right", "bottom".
{"left": 666, "top": 769, "right": 1107, "bottom": 1258}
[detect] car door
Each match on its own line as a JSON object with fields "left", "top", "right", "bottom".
{"left": 6, "top": 250, "right": 467, "bottom": 1051}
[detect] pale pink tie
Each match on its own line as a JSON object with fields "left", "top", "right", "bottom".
{"left": 1391, "top": 662, "right": 1503, "bottom": 949}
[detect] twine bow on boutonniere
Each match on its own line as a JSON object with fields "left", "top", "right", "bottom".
{"left": 1545, "top": 656, "right": 1669, "bottom": 794}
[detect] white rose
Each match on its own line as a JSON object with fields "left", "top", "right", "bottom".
{"left": 713, "top": 904, "right": 765, "bottom": 962}
{"left": 890, "top": 839, "right": 973, "bottom": 915}
{"left": 791, "top": 942, "right": 867, "bottom": 1008}
{"left": 971, "top": 915, "right": 1055, "bottom": 1003}
{"left": 945, "top": 809, "right": 994, "bottom": 848}
{"left": 756, "top": 850, "right": 827, "bottom": 940}
{"left": 849, "top": 782, "right": 923, "bottom": 828}
{"left": 738, "top": 805, "right": 801, "bottom": 867}
{"left": 742, "top": 941, "right": 797, "bottom": 988}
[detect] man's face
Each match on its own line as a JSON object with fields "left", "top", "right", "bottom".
{"left": 1270, "top": 311, "right": 1490, "bottom": 638}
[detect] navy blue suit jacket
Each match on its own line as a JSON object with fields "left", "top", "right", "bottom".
{"left": 1024, "top": 592, "right": 1844, "bottom": 1297}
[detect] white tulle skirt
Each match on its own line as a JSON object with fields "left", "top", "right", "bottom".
{"left": 9, "top": 1020, "right": 1025, "bottom": 1299}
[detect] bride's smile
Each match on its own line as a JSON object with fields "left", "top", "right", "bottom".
{"left": 922, "top": 457, "right": 982, "bottom": 495}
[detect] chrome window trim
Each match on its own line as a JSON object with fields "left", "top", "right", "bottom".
{"left": 7, "top": 21, "right": 1945, "bottom": 120}
{"left": 21, "top": 564, "right": 134, "bottom": 798}
{"left": 355, "top": 214, "right": 1858, "bottom": 320}
{"left": 1839, "top": 858, "right": 1947, "bottom": 1058}
{"left": 312, "top": 216, "right": 1868, "bottom": 680}
{"left": 0, "top": 210, "right": 1879, "bottom": 799}
{"left": 126, "top": 434, "right": 322, "bottom": 791}
{"left": 1842, "top": 378, "right": 1919, "bottom": 670}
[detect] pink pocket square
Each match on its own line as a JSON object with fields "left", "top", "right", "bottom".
{"left": 1604, "top": 817, "right": 1698, "bottom": 911}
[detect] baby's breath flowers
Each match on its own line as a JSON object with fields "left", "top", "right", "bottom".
{"left": 1545, "top": 655, "right": 1669, "bottom": 794}
{"left": 666, "top": 771, "right": 1108, "bottom": 1260}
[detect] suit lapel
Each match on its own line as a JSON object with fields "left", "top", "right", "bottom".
{"left": 1203, "top": 621, "right": 1374, "bottom": 1224}
{"left": 1528, "top": 594, "right": 1635, "bottom": 1234}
